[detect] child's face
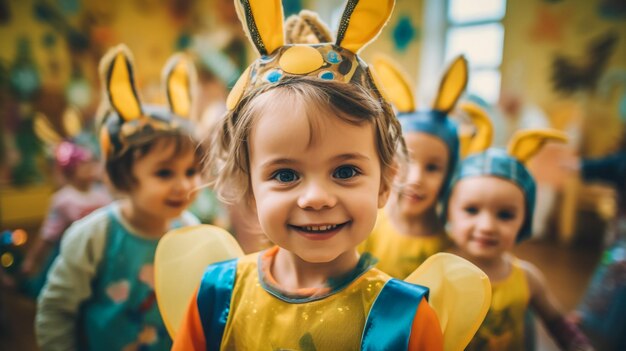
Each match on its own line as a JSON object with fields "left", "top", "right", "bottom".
{"left": 72, "top": 159, "right": 101, "bottom": 186}
{"left": 394, "top": 132, "right": 449, "bottom": 216}
{"left": 127, "top": 140, "right": 201, "bottom": 220}
{"left": 248, "top": 99, "right": 390, "bottom": 264}
{"left": 447, "top": 176, "right": 525, "bottom": 260}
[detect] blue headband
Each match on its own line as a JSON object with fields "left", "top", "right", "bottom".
{"left": 399, "top": 110, "right": 460, "bottom": 193}
{"left": 443, "top": 148, "right": 536, "bottom": 242}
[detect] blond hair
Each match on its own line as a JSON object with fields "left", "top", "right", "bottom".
{"left": 206, "top": 76, "right": 405, "bottom": 202}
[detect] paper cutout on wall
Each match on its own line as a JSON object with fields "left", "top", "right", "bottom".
{"left": 598, "top": 69, "right": 626, "bottom": 123}
{"left": 392, "top": 15, "right": 418, "bottom": 53}
{"left": 34, "top": 2, "right": 90, "bottom": 52}
{"left": 598, "top": 0, "right": 626, "bottom": 20}
{"left": 551, "top": 31, "right": 618, "bottom": 95}
{"left": 528, "top": 5, "right": 570, "bottom": 43}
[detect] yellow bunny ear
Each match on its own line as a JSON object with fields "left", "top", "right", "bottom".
{"left": 62, "top": 106, "right": 83, "bottom": 138}
{"left": 433, "top": 55, "right": 468, "bottom": 113}
{"left": 370, "top": 54, "right": 415, "bottom": 113}
{"left": 406, "top": 253, "right": 491, "bottom": 351}
{"left": 154, "top": 225, "right": 244, "bottom": 337}
{"left": 33, "top": 113, "right": 63, "bottom": 145}
{"left": 162, "top": 53, "right": 196, "bottom": 118}
{"left": 99, "top": 44, "right": 142, "bottom": 121}
{"left": 335, "top": 0, "right": 395, "bottom": 54}
{"left": 459, "top": 102, "right": 493, "bottom": 157}
{"left": 507, "top": 129, "right": 568, "bottom": 164}
{"left": 234, "top": 0, "right": 284, "bottom": 55}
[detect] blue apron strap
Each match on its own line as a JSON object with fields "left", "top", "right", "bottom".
{"left": 197, "top": 258, "right": 238, "bottom": 351}
{"left": 361, "top": 279, "right": 429, "bottom": 351}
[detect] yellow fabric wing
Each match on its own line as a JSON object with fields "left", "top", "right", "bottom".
{"left": 336, "top": 0, "right": 395, "bottom": 54}
{"left": 371, "top": 54, "right": 415, "bottom": 113}
{"left": 507, "top": 129, "right": 568, "bottom": 164}
{"left": 154, "top": 225, "right": 244, "bottom": 337}
{"left": 405, "top": 253, "right": 491, "bottom": 351}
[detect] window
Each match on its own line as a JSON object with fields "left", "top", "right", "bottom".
{"left": 444, "top": 0, "right": 506, "bottom": 103}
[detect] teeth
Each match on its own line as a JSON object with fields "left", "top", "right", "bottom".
{"left": 303, "top": 224, "right": 338, "bottom": 232}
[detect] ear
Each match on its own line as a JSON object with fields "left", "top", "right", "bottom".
{"left": 234, "top": 0, "right": 284, "bottom": 55}
{"left": 378, "top": 162, "right": 398, "bottom": 208}
{"left": 335, "top": 0, "right": 395, "bottom": 54}
{"left": 459, "top": 102, "right": 493, "bottom": 157}
{"left": 99, "top": 44, "right": 142, "bottom": 121}
{"left": 33, "top": 113, "right": 62, "bottom": 145}
{"left": 162, "top": 53, "right": 197, "bottom": 118}
{"left": 432, "top": 55, "right": 468, "bottom": 113}
{"left": 507, "top": 129, "right": 568, "bottom": 164}
{"left": 62, "top": 106, "right": 83, "bottom": 138}
{"left": 370, "top": 54, "right": 415, "bottom": 113}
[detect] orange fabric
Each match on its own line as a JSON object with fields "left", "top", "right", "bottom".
{"left": 172, "top": 288, "right": 206, "bottom": 351}
{"left": 409, "top": 298, "right": 444, "bottom": 350}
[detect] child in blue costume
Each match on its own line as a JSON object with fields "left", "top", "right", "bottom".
{"left": 172, "top": 1, "right": 444, "bottom": 350}
{"left": 358, "top": 55, "right": 468, "bottom": 279}
{"left": 443, "top": 128, "right": 593, "bottom": 351}
{"left": 571, "top": 135, "right": 626, "bottom": 350}
{"left": 35, "top": 45, "right": 202, "bottom": 351}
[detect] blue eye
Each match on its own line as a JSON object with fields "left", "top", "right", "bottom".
{"left": 273, "top": 169, "right": 299, "bottom": 183}
{"left": 156, "top": 169, "right": 173, "bottom": 178}
{"left": 497, "top": 210, "right": 515, "bottom": 221}
{"left": 464, "top": 206, "right": 479, "bottom": 215}
{"left": 333, "top": 166, "right": 359, "bottom": 179}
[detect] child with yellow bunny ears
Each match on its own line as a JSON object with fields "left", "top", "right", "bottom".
{"left": 172, "top": 0, "right": 445, "bottom": 349}
{"left": 358, "top": 54, "right": 470, "bottom": 279}
{"left": 443, "top": 125, "right": 594, "bottom": 351}
{"left": 35, "top": 45, "right": 202, "bottom": 351}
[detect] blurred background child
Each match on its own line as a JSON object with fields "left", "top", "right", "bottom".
{"left": 444, "top": 128, "right": 593, "bottom": 351}
{"left": 35, "top": 45, "right": 201, "bottom": 351}
{"left": 21, "top": 109, "right": 111, "bottom": 298}
{"left": 358, "top": 54, "right": 468, "bottom": 278}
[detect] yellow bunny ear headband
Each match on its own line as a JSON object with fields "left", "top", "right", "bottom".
{"left": 226, "top": 0, "right": 395, "bottom": 110}
{"left": 98, "top": 44, "right": 198, "bottom": 160}
{"left": 370, "top": 54, "right": 468, "bottom": 192}
{"left": 443, "top": 129, "right": 568, "bottom": 242}
{"left": 34, "top": 107, "right": 96, "bottom": 172}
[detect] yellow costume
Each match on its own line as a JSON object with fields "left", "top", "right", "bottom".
{"left": 360, "top": 210, "right": 451, "bottom": 279}
{"left": 467, "top": 258, "right": 530, "bottom": 351}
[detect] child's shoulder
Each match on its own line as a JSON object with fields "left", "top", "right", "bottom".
{"left": 510, "top": 256, "right": 547, "bottom": 296}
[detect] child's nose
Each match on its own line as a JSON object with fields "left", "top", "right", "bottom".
{"left": 297, "top": 180, "right": 337, "bottom": 210}
{"left": 477, "top": 212, "right": 496, "bottom": 232}
{"left": 174, "top": 175, "right": 195, "bottom": 194}
{"left": 406, "top": 164, "right": 424, "bottom": 185}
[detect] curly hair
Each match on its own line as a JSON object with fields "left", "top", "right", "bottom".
{"left": 206, "top": 76, "right": 405, "bottom": 203}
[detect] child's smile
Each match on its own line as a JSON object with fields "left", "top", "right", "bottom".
{"left": 248, "top": 90, "right": 391, "bottom": 264}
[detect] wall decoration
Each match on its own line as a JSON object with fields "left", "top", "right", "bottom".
{"left": 528, "top": 5, "right": 570, "bottom": 44}
{"left": 551, "top": 31, "right": 618, "bottom": 95}
{"left": 0, "top": 0, "right": 10, "bottom": 24}
{"left": 34, "top": 1, "right": 90, "bottom": 52}
{"left": 598, "top": 0, "right": 626, "bottom": 20}
{"left": 58, "top": 0, "right": 80, "bottom": 16}
{"left": 392, "top": 15, "right": 418, "bottom": 53}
